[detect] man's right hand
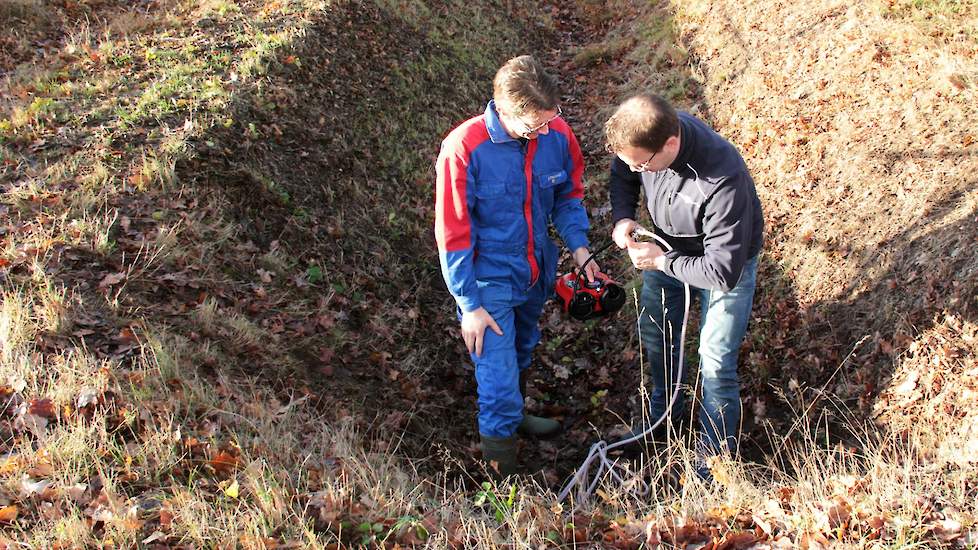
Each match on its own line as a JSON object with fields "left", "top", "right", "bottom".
{"left": 612, "top": 218, "right": 640, "bottom": 249}
{"left": 461, "top": 307, "right": 503, "bottom": 357}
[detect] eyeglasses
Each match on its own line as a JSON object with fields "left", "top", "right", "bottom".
{"left": 604, "top": 144, "right": 660, "bottom": 172}
{"left": 519, "top": 105, "right": 562, "bottom": 135}
{"left": 630, "top": 150, "right": 658, "bottom": 172}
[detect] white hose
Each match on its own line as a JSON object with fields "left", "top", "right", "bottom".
{"left": 556, "top": 228, "right": 690, "bottom": 504}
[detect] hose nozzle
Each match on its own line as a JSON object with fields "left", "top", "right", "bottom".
{"left": 631, "top": 227, "right": 657, "bottom": 242}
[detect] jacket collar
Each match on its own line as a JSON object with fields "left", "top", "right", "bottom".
{"left": 485, "top": 100, "right": 519, "bottom": 144}
{"left": 669, "top": 113, "right": 695, "bottom": 170}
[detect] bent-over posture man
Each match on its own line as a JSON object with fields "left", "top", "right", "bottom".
{"left": 605, "top": 93, "right": 763, "bottom": 475}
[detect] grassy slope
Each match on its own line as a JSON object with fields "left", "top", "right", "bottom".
{"left": 540, "top": 0, "right": 976, "bottom": 546}
{"left": 668, "top": 0, "right": 978, "bottom": 544}
{"left": 0, "top": 0, "right": 552, "bottom": 546}
{"left": 1, "top": 0, "right": 976, "bottom": 547}
{"left": 673, "top": 0, "right": 977, "bottom": 457}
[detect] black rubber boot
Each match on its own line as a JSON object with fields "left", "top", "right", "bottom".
{"left": 517, "top": 370, "right": 561, "bottom": 438}
{"left": 480, "top": 434, "right": 518, "bottom": 479}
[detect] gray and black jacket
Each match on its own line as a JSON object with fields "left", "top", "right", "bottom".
{"left": 610, "top": 112, "right": 764, "bottom": 292}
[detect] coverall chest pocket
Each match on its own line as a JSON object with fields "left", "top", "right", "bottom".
{"left": 473, "top": 180, "right": 520, "bottom": 226}
{"left": 534, "top": 169, "right": 567, "bottom": 213}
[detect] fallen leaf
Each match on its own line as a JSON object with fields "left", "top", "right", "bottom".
{"left": 752, "top": 514, "right": 773, "bottom": 535}
{"left": 0, "top": 454, "right": 22, "bottom": 475}
{"left": 90, "top": 507, "right": 115, "bottom": 522}
{"left": 554, "top": 364, "right": 571, "bottom": 380}
{"left": 21, "top": 478, "right": 52, "bottom": 498}
{"left": 159, "top": 508, "right": 174, "bottom": 529}
{"left": 210, "top": 451, "right": 241, "bottom": 475}
{"left": 76, "top": 389, "right": 99, "bottom": 409}
{"left": 223, "top": 479, "right": 240, "bottom": 498}
{"left": 17, "top": 412, "right": 49, "bottom": 437}
{"left": 27, "top": 461, "right": 53, "bottom": 478}
{"left": 866, "top": 514, "right": 886, "bottom": 530}
{"left": 672, "top": 523, "right": 708, "bottom": 545}
{"left": 37, "top": 501, "right": 62, "bottom": 521}
{"left": 934, "top": 518, "right": 962, "bottom": 542}
{"left": 0, "top": 505, "right": 18, "bottom": 523}
{"left": 99, "top": 272, "right": 127, "bottom": 290}
{"left": 800, "top": 530, "right": 829, "bottom": 549}
{"left": 28, "top": 398, "right": 56, "bottom": 419}
{"left": 645, "top": 522, "right": 661, "bottom": 546}
{"left": 116, "top": 327, "right": 138, "bottom": 343}
{"left": 752, "top": 398, "right": 767, "bottom": 419}
{"left": 822, "top": 498, "right": 851, "bottom": 529}
{"left": 66, "top": 483, "right": 89, "bottom": 504}
{"left": 317, "top": 315, "right": 336, "bottom": 329}
{"left": 715, "top": 531, "right": 757, "bottom": 550}
{"left": 142, "top": 532, "right": 165, "bottom": 544}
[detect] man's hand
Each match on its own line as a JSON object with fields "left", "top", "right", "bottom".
{"left": 627, "top": 241, "right": 666, "bottom": 271}
{"left": 461, "top": 307, "right": 503, "bottom": 357}
{"left": 572, "top": 247, "right": 600, "bottom": 283}
{"left": 612, "top": 219, "right": 640, "bottom": 249}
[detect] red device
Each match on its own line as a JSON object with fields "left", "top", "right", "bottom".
{"left": 555, "top": 271, "right": 626, "bottom": 321}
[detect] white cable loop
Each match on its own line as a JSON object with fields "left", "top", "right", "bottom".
{"left": 557, "top": 229, "right": 690, "bottom": 504}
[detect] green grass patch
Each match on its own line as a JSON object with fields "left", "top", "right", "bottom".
{"left": 884, "top": 0, "right": 978, "bottom": 41}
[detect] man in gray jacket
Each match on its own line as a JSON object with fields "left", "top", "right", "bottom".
{"left": 605, "top": 93, "right": 763, "bottom": 473}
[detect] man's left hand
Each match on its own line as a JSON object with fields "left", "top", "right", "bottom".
{"left": 627, "top": 242, "right": 666, "bottom": 271}
{"left": 572, "top": 247, "right": 600, "bottom": 282}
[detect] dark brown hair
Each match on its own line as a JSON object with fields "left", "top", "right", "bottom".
{"left": 492, "top": 55, "right": 560, "bottom": 116}
{"left": 604, "top": 93, "right": 680, "bottom": 153}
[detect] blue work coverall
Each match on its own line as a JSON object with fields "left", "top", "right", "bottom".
{"left": 435, "top": 101, "right": 591, "bottom": 438}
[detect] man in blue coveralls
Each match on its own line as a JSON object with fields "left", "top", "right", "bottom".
{"left": 435, "top": 55, "right": 598, "bottom": 478}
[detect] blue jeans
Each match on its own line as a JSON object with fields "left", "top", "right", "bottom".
{"left": 460, "top": 280, "right": 549, "bottom": 438}
{"left": 638, "top": 255, "right": 758, "bottom": 458}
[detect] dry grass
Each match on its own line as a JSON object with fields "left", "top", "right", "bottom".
{"left": 0, "top": 289, "right": 446, "bottom": 547}
{"left": 885, "top": 0, "right": 978, "bottom": 44}
{"left": 874, "top": 314, "right": 978, "bottom": 470}
{"left": 559, "top": 0, "right": 976, "bottom": 545}
{"left": 667, "top": 0, "right": 977, "bottom": 468}
{"left": 2, "top": 0, "right": 976, "bottom": 546}
{"left": 663, "top": 0, "right": 978, "bottom": 543}
{"left": 2, "top": 282, "right": 975, "bottom": 545}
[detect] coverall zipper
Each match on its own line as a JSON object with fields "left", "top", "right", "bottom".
{"left": 521, "top": 139, "right": 540, "bottom": 291}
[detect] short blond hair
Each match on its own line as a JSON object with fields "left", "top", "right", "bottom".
{"left": 493, "top": 55, "right": 559, "bottom": 116}
{"left": 604, "top": 93, "right": 679, "bottom": 153}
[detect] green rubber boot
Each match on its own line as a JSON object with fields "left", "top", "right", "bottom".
{"left": 517, "top": 371, "right": 561, "bottom": 438}
{"left": 480, "top": 434, "right": 518, "bottom": 479}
